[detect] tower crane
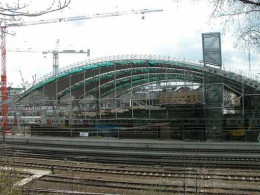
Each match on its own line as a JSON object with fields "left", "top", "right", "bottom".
{"left": 43, "top": 39, "right": 90, "bottom": 75}
{"left": 48, "top": 48, "right": 90, "bottom": 75}
{"left": 12, "top": 39, "right": 91, "bottom": 75}
{"left": 0, "top": 8, "right": 163, "bottom": 133}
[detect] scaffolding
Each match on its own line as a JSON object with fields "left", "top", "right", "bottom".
{"left": 2, "top": 54, "right": 260, "bottom": 141}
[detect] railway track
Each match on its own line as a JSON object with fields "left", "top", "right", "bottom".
{"left": 3, "top": 143, "right": 260, "bottom": 161}
{"left": 1, "top": 145, "right": 260, "bottom": 170}
{"left": 2, "top": 141, "right": 260, "bottom": 154}
{"left": 2, "top": 141, "right": 259, "bottom": 195}
{"left": 29, "top": 174, "right": 260, "bottom": 195}
{"left": 1, "top": 159, "right": 259, "bottom": 182}
{"left": 22, "top": 187, "right": 107, "bottom": 195}
{"left": 2, "top": 149, "right": 260, "bottom": 170}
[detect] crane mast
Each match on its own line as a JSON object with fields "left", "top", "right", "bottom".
{"left": 42, "top": 39, "right": 91, "bottom": 75}
{"left": 1, "top": 26, "right": 8, "bottom": 134}
{"left": 0, "top": 8, "right": 163, "bottom": 132}
{"left": 12, "top": 47, "right": 91, "bottom": 76}
{"left": 53, "top": 39, "right": 60, "bottom": 75}
{"left": 50, "top": 49, "right": 90, "bottom": 75}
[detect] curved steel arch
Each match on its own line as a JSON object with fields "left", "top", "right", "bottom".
{"left": 83, "top": 74, "right": 203, "bottom": 99}
{"left": 18, "top": 54, "right": 260, "bottom": 102}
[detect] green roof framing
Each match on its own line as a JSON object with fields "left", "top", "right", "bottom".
{"left": 18, "top": 55, "right": 260, "bottom": 101}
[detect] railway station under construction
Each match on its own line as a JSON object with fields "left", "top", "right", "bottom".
{"left": 2, "top": 54, "right": 260, "bottom": 142}
{"left": 1, "top": 5, "right": 260, "bottom": 195}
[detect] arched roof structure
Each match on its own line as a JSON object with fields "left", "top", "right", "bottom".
{"left": 18, "top": 54, "right": 260, "bottom": 102}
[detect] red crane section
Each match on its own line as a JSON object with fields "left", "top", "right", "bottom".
{"left": 1, "top": 26, "right": 8, "bottom": 133}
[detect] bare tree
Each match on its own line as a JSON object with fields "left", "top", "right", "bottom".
{"left": 211, "top": 0, "right": 260, "bottom": 52}
{"left": 173, "top": 0, "right": 260, "bottom": 52}
{"left": 0, "top": 0, "right": 71, "bottom": 21}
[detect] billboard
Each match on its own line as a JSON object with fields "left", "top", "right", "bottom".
{"left": 202, "top": 32, "right": 222, "bottom": 67}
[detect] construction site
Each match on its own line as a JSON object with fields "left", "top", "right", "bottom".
{"left": 0, "top": 2, "right": 257, "bottom": 143}
{"left": 0, "top": 1, "right": 260, "bottom": 195}
{"left": 0, "top": 51, "right": 259, "bottom": 142}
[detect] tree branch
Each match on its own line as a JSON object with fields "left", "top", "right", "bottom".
{"left": 238, "top": 0, "right": 260, "bottom": 7}
{"left": 0, "top": 0, "right": 71, "bottom": 18}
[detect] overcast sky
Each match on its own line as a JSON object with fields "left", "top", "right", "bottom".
{"left": 5, "top": 0, "right": 260, "bottom": 87}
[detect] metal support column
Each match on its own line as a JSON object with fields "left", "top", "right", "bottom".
{"left": 114, "top": 63, "right": 117, "bottom": 119}
{"left": 131, "top": 63, "right": 133, "bottom": 118}
{"left": 98, "top": 67, "right": 101, "bottom": 119}
{"left": 242, "top": 82, "right": 245, "bottom": 116}
{"left": 69, "top": 75, "right": 72, "bottom": 117}
{"left": 148, "top": 62, "right": 151, "bottom": 118}
{"left": 242, "top": 82, "right": 246, "bottom": 141}
{"left": 204, "top": 74, "right": 223, "bottom": 140}
{"left": 165, "top": 65, "right": 168, "bottom": 119}
{"left": 56, "top": 79, "right": 58, "bottom": 116}
{"left": 43, "top": 84, "right": 45, "bottom": 113}
{"left": 84, "top": 70, "right": 86, "bottom": 119}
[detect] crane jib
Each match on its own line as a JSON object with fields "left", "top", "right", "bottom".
{"left": 6, "top": 9, "right": 163, "bottom": 27}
